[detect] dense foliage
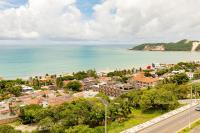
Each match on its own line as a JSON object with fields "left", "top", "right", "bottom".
{"left": 156, "top": 69, "right": 169, "bottom": 76}
{"left": 132, "top": 39, "right": 193, "bottom": 51}
{"left": 107, "top": 69, "right": 132, "bottom": 77}
{"left": 65, "top": 81, "right": 82, "bottom": 91}
{"left": 18, "top": 81, "right": 187, "bottom": 132}
{"left": 0, "top": 125, "right": 21, "bottom": 133}
{"left": 171, "top": 62, "right": 198, "bottom": 72}
{"left": 0, "top": 79, "right": 24, "bottom": 101}
{"left": 163, "top": 73, "right": 189, "bottom": 85}
{"left": 193, "top": 71, "right": 200, "bottom": 80}
{"left": 20, "top": 99, "right": 106, "bottom": 132}
{"left": 62, "top": 70, "right": 97, "bottom": 81}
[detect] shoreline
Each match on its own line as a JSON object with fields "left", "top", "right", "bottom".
{"left": 1, "top": 60, "right": 196, "bottom": 80}
{"left": 2, "top": 65, "right": 141, "bottom": 80}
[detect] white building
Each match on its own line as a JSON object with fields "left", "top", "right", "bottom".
{"left": 22, "top": 85, "right": 34, "bottom": 92}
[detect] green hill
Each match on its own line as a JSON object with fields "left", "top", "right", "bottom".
{"left": 131, "top": 39, "right": 200, "bottom": 51}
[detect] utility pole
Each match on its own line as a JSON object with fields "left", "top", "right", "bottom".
{"left": 105, "top": 104, "right": 107, "bottom": 133}
{"left": 97, "top": 97, "right": 119, "bottom": 133}
{"left": 189, "top": 86, "right": 192, "bottom": 129}
{"left": 96, "top": 97, "right": 109, "bottom": 133}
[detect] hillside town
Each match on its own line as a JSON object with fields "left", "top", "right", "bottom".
{"left": 0, "top": 61, "right": 200, "bottom": 127}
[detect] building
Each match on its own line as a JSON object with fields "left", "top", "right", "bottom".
{"left": 94, "top": 83, "right": 133, "bottom": 97}
{"left": 82, "top": 77, "right": 97, "bottom": 90}
{"left": 133, "top": 72, "right": 160, "bottom": 88}
{"left": 21, "top": 85, "right": 34, "bottom": 92}
{"left": 186, "top": 72, "right": 194, "bottom": 79}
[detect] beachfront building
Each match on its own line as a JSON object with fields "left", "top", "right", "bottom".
{"left": 133, "top": 72, "right": 160, "bottom": 88}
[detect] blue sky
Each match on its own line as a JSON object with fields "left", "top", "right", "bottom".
{"left": 76, "top": 0, "right": 101, "bottom": 17}
{"left": 4, "top": 0, "right": 101, "bottom": 17}
{"left": 0, "top": 0, "right": 26, "bottom": 10}
{"left": 8, "top": 0, "right": 27, "bottom": 5}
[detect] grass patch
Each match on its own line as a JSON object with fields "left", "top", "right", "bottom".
{"left": 178, "top": 119, "right": 200, "bottom": 133}
{"left": 7, "top": 119, "right": 22, "bottom": 127}
{"left": 108, "top": 109, "right": 166, "bottom": 133}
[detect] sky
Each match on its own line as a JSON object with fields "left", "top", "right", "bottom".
{"left": 0, "top": 0, "right": 200, "bottom": 44}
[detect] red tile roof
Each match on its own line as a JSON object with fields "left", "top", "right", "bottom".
{"left": 133, "top": 72, "right": 159, "bottom": 83}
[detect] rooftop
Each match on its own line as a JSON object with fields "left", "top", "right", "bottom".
{"left": 133, "top": 72, "right": 159, "bottom": 83}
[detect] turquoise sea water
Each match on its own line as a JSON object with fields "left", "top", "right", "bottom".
{"left": 1, "top": 44, "right": 200, "bottom": 79}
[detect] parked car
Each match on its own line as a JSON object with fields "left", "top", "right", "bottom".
{"left": 195, "top": 106, "right": 200, "bottom": 111}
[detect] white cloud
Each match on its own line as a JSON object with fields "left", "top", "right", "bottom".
{"left": 0, "top": 0, "right": 200, "bottom": 42}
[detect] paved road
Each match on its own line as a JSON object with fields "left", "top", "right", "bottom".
{"left": 138, "top": 105, "right": 200, "bottom": 133}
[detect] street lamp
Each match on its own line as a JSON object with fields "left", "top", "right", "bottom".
{"left": 96, "top": 97, "right": 120, "bottom": 133}
{"left": 96, "top": 97, "right": 109, "bottom": 133}
{"left": 189, "top": 85, "right": 192, "bottom": 129}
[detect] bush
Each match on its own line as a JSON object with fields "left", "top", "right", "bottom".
{"left": 65, "top": 81, "right": 82, "bottom": 91}
{"left": 140, "top": 89, "right": 178, "bottom": 112}
{"left": 0, "top": 125, "right": 20, "bottom": 133}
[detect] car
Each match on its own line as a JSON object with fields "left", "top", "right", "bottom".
{"left": 195, "top": 106, "right": 200, "bottom": 111}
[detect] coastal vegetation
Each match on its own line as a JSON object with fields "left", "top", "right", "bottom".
{"left": 16, "top": 80, "right": 193, "bottom": 133}
{"left": 1, "top": 62, "right": 200, "bottom": 132}
{"left": 55, "top": 69, "right": 97, "bottom": 89}
{"left": 0, "top": 79, "right": 25, "bottom": 101}
{"left": 107, "top": 69, "right": 133, "bottom": 77}
{"left": 64, "top": 81, "right": 82, "bottom": 92}
{"left": 131, "top": 39, "right": 199, "bottom": 51}
{"left": 0, "top": 125, "right": 20, "bottom": 133}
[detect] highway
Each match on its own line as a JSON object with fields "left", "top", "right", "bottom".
{"left": 138, "top": 105, "right": 200, "bottom": 133}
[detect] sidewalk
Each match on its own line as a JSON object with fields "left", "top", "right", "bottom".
{"left": 121, "top": 102, "right": 198, "bottom": 133}
{"left": 190, "top": 126, "right": 200, "bottom": 133}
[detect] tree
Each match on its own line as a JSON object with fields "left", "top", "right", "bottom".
{"left": 9, "top": 86, "right": 22, "bottom": 97}
{"left": 121, "top": 90, "right": 142, "bottom": 108}
{"left": 175, "top": 84, "right": 190, "bottom": 99}
{"left": 56, "top": 77, "right": 63, "bottom": 89}
{"left": 154, "top": 89, "right": 178, "bottom": 110}
{"left": 140, "top": 89, "right": 157, "bottom": 111}
{"left": 0, "top": 125, "right": 20, "bottom": 133}
{"left": 65, "top": 81, "right": 82, "bottom": 91}
{"left": 50, "top": 123, "right": 65, "bottom": 133}
{"left": 140, "top": 89, "right": 178, "bottom": 112}
{"left": 108, "top": 98, "right": 131, "bottom": 121}
{"left": 38, "top": 117, "right": 54, "bottom": 131}
{"left": 170, "top": 73, "right": 189, "bottom": 85}
{"left": 73, "top": 71, "right": 87, "bottom": 80}
{"left": 20, "top": 104, "right": 43, "bottom": 124}
{"left": 86, "top": 69, "right": 97, "bottom": 78}
{"left": 66, "top": 125, "right": 93, "bottom": 133}
{"left": 156, "top": 69, "right": 168, "bottom": 76}
{"left": 193, "top": 71, "right": 200, "bottom": 80}
{"left": 62, "top": 75, "right": 75, "bottom": 81}
{"left": 33, "top": 78, "right": 41, "bottom": 89}
{"left": 15, "top": 79, "right": 25, "bottom": 85}
{"left": 95, "top": 92, "right": 110, "bottom": 103}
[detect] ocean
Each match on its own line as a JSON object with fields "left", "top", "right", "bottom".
{"left": 1, "top": 44, "right": 200, "bottom": 79}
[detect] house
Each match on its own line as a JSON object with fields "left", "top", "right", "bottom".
{"left": 73, "top": 90, "right": 99, "bottom": 98}
{"left": 98, "top": 76, "right": 111, "bottom": 83}
{"left": 133, "top": 72, "right": 160, "bottom": 88}
{"left": 97, "top": 72, "right": 107, "bottom": 77}
{"left": 172, "top": 70, "right": 185, "bottom": 74}
{"left": 82, "top": 77, "right": 97, "bottom": 90}
{"left": 186, "top": 72, "right": 194, "bottom": 79}
{"left": 95, "top": 83, "right": 133, "bottom": 97}
{"left": 21, "top": 85, "right": 34, "bottom": 92}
